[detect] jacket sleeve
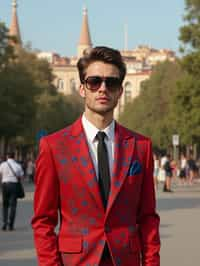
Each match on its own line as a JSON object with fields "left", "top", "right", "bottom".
{"left": 137, "top": 140, "right": 161, "bottom": 266}
{"left": 31, "top": 137, "right": 62, "bottom": 266}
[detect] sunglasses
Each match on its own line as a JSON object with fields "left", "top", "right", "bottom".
{"left": 84, "top": 76, "right": 121, "bottom": 92}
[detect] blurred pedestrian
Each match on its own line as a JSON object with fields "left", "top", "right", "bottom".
{"left": 153, "top": 153, "right": 160, "bottom": 190}
{"left": 0, "top": 151, "right": 24, "bottom": 231}
{"left": 171, "top": 159, "right": 177, "bottom": 179}
{"left": 163, "top": 154, "right": 173, "bottom": 192}
{"left": 187, "top": 154, "right": 198, "bottom": 185}
{"left": 26, "top": 158, "right": 35, "bottom": 183}
{"left": 179, "top": 153, "right": 187, "bottom": 185}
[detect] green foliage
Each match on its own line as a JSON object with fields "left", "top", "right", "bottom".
{"left": 120, "top": 0, "right": 200, "bottom": 152}
{"left": 0, "top": 22, "right": 83, "bottom": 152}
{"left": 177, "top": 0, "right": 200, "bottom": 147}
{"left": 0, "top": 60, "right": 39, "bottom": 138}
{"left": 0, "top": 22, "right": 15, "bottom": 70}
{"left": 179, "top": 0, "right": 200, "bottom": 51}
{"left": 35, "top": 91, "right": 83, "bottom": 136}
{"left": 170, "top": 73, "right": 200, "bottom": 145}
{"left": 119, "top": 61, "right": 183, "bottom": 149}
{"left": 13, "top": 51, "right": 84, "bottom": 147}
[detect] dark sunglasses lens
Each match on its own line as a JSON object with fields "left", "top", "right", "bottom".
{"left": 85, "top": 76, "right": 121, "bottom": 91}
{"left": 105, "top": 77, "right": 121, "bottom": 91}
{"left": 86, "top": 77, "right": 102, "bottom": 90}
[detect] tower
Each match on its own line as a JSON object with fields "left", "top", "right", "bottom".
{"left": 9, "top": 0, "right": 22, "bottom": 47}
{"left": 77, "top": 7, "right": 92, "bottom": 58}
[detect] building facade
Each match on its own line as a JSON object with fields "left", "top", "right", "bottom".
{"left": 9, "top": 1, "right": 176, "bottom": 118}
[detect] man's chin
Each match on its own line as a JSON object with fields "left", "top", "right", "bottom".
{"left": 92, "top": 106, "right": 114, "bottom": 115}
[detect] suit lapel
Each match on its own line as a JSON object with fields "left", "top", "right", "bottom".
{"left": 68, "top": 118, "right": 135, "bottom": 215}
{"left": 70, "top": 118, "right": 104, "bottom": 212}
{"left": 106, "top": 123, "right": 135, "bottom": 216}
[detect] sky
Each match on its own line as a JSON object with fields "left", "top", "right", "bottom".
{"left": 1, "top": 0, "right": 186, "bottom": 57}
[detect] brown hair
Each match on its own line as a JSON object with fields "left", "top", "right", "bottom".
{"left": 77, "top": 46, "right": 126, "bottom": 84}
{"left": 7, "top": 151, "right": 15, "bottom": 159}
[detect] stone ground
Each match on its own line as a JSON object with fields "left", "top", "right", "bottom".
{"left": 0, "top": 179, "right": 200, "bottom": 266}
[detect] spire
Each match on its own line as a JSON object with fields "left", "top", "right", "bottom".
{"left": 9, "top": 0, "right": 22, "bottom": 47}
{"left": 77, "top": 7, "right": 92, "bottom": 57}
{"left": 79, "top": 7, "right": 92, "bottom": 45}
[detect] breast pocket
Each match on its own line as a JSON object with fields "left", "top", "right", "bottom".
{"left": 128, "top": 174, "right": 142, "bottom": 185}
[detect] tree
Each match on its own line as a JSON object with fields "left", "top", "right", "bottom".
{"left": 35, "top": 91, "right": 83, "bottom": 136}
{"left": 119, "top": 61, "right": 183, "bottom": 149}
{"left": 0, "top": 22, "right": 15, "bottom": 69}
{"left": 13, "top": 50, "right": 84, "bottom": 150}
{"left": 0, "top": 60, "right": 39, "bottom": 138}
{"left": 0, "top": 22, "right": 83, "bottom": 156}
{"left": 120, "top": 0, "right": 200, "bottom": 151}
{"left": 170, "top": 71, "right": 200, "bottom": 146}
{"left": 179, "top": 0, "right": 200, "bottom": 52}
{"left": 177, "top": 0, "right": 200, "bottom": 147}
{"left": 0, "top": 24, "right": 57, "bottom": 153}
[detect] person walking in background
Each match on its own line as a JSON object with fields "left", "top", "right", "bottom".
{"left": 179, "top": 153, "right": 187, "bottom": 185}
{"left": 32, "top": 46, "right": 160, "bottom": 266}
{"left": 160, "top": 153, "right": 167, "bottom": 184}
{"left": 0, "top": 151, "right": 24, "bottom": 231}
{"left": 26, "top": 158, "right": 35, "bottom": 183}
{"left": 170, "top": 158, "right": 177, "bottom": 179}
{"left": 153, "top": 153, "right": 160, "bottom": 191}
{"left": 163, "top": 154, "right": 173, "bottom": 192}
{"left": 187, "top": 154, "right": 198, "bottom": 185}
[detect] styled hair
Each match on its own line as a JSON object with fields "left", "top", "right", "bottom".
{"left": 77, "top": 46, "right": 126, "bottom": 84}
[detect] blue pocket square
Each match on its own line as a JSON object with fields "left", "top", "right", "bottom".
{"left": 128, "top": 160, "right": 142, "bottom": 175}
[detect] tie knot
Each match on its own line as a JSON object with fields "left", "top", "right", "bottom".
{"left": 96, "top": 131, "right": 107, "bottom": 142}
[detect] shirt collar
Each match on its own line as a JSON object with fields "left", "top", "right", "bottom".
{"left": 7, "top": 158, "right": 15, "bottom": 163}
{"left": 82, "top": 113, "right": 115, "bottom": 143}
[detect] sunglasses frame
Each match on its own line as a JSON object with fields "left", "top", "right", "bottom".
{"left": 84, "top": 76, "right": 122, "bottom": 92}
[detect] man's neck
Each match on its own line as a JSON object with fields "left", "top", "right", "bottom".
{"left": 84, "top": 110, "right": 114, "bottom": 130}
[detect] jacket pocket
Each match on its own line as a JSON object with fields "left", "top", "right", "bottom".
{"left": 129, "top": 234, "right": 141, "bottom": 253}
{"left": 58, "top": 236, "right": 83, "bottom": 253}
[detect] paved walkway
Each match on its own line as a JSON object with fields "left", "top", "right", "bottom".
{"left": 157, "top": 180, "right": 200, "bottom": 266}
{"left": 0, "top": 182, "right": 36, "bottom": 265}
{"left": 0, "top": 180, "right": 200, "bottom": 266}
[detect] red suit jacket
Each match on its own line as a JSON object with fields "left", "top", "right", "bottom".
{"left": 32, "top": 117, "right": 160, "bottom": 266}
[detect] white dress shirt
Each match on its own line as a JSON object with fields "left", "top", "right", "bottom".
{"left": 82, "top": 114, "right": 115, "bottom": 179}
{"left": 0, "top": 158, "right": 24, "bottom": 183}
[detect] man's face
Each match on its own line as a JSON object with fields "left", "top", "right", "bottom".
{"left": 79, "top": 61, "right": 123, "bottom": 116}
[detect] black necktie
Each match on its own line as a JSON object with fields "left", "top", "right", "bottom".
{"left": 96, "top": 131, "right": 111, "bottom": 209}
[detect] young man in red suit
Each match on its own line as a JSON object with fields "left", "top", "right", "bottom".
{"left": 32, "top": 46, "right": 160, "bottom": 266}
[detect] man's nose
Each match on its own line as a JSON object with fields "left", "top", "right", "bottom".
{"left": 98, "top": 80, "right": 107, "bottom": 91}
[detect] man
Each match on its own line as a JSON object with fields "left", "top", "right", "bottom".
{"left": 0, "top": 151, "right": 24, "bottom": 231}
{"left": 26, "top": 158, "right": 35, "bottom": 183}
{"left": 32, "top": 46, "right": 160, "bottom": 266}
{"left": 162, "top": 154, "right": 173, "bottom": 192}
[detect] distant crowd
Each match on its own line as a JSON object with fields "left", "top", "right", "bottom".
{"left": 1, "top": 152, "right": 199, "bottom": 190}
{"left": 153, "top": 152, "right": 199, "bottom": 192}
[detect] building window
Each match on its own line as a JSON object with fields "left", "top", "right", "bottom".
{"left": 70, "top": 79, "right": 76, "bottom": 93}
{"left": 124, "top": 81, "right": 132, "bottom": 104}
{"left": 57, "top": 79, "right": 64, "bottom": 91}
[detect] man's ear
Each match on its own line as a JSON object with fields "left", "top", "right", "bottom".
{"left": 79, "top": 84, "right": 86, "bottom": 98}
